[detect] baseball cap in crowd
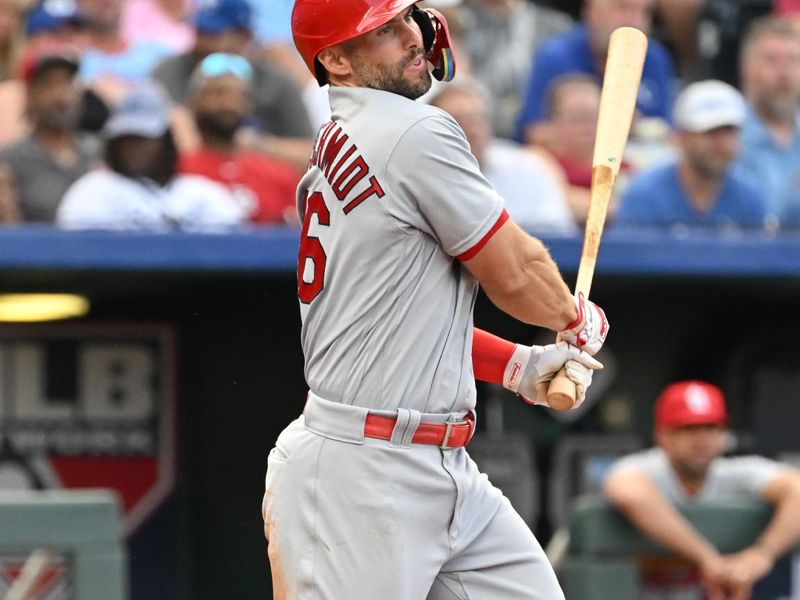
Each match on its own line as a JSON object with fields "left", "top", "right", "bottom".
{"left": 673, "top": 80, "right": 746, "bottom": 133}
{"left": 20, "top": 47, "right": 80, "bottom": 85}
{"left": 194, "top": 0, "right": 252, "bottom": 34}
{"left": 26, "top": 0, "right": 83, "bottom": 36}
{"left": 654, "top": 380, "right": 728, "bottom": 431}
{"left": 102, "top": 84, "right": 172, "bottom": 140}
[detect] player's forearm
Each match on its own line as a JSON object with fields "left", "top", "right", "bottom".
{"left": 481, "top": 240, "right": 575, "bottom": 329}
{"left": 605, "top": 474, "right": 721, "bottom": 567}
{"left": 484, "top": 285, "right": 574, "bottom": 330}
{"left": 472, "top": 328, "right": 516, "bottom": 384}
{"left": 754, "top": 472, "right": 800, "bottom": 559}
{"left": 463, "top": 220, "right": 576, "bottom": 329}
{"left": 624, "top": 500, "right": 719, "bottom": 565}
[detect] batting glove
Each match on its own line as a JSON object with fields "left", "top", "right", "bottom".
{"left": 503, "top": 341, "right": 603, "bottom": 409}
{"left": 558, "top": 292, "right": 609, "bottom": 355}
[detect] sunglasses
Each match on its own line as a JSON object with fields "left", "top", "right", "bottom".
{"left": 198, "top": 52, "right": 253, "bottom": 81}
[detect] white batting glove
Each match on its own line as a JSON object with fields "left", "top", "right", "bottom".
{"left": 502, "top": 341, "right": 603, "bottom": 409}
{"left": 558, "top": 292, "right": 609, "bottom": 355}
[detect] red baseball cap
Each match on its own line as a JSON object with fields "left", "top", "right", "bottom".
{"left": 18, "top": 42, "right": 80, "bottom": 85}
{"left": 654, "top": 380, "right": 728, "bottom": 430}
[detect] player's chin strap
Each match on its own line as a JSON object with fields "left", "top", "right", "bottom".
{"left": 412, "top": 7, "right": 456, "bottom": 82}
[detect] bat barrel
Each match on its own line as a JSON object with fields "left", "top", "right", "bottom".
{"left": 546, "top": 27, "right": 648, "bottom": 411}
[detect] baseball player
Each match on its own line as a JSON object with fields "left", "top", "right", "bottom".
{"left": 604, "top": 381, "right": 800, "bottom": 599}
{"left": 262, "top": 1, "right": 610, "bottom": 598}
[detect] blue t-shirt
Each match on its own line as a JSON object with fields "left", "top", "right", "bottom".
{"left": 734, "top": 108, "right": 800, "bottom": 228}
{"left": 615, "top": 162, "right": 767, "bottom": 229}
{"left": 516, "top": 24, "right": 676, "bottom": 140}
{"left": 251, "top": 0, "right": 294, "bottom": 44}
{"left": 80, "top": 41, "right": 174, "bottom": 84}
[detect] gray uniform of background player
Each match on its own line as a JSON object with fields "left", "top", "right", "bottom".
{"left": 263, "top": 86, "right": 564, "bottom": 599}
{"left": 605, "top": 448, "right": 789, "bottom": 600}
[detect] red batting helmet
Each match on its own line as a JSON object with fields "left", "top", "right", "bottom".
{"left": 291, "top": 0, "right": 455, "bottom": 85}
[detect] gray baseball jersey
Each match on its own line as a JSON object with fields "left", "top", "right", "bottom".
{"left": 606, "top": 447, "right": 787, "bottom": 502}
{"left": 297, "top": 86, "right": 505, "bottom": 414}
{"left": 265, "top": 86, "right": 565, "bottom": 600}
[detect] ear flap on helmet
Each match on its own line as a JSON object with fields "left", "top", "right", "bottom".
{"left": 411, "top": 7, "right": 456, "bottom": 82}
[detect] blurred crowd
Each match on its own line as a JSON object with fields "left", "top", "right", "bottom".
{"left": 0, "top": 0, "right": 798, "bottom": 233}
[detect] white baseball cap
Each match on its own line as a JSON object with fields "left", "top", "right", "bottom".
{"left": 673, "top": 80, "right": 746, "bottom": 133}
{"left": 102, "top": 84, "right": 172, "bottom": 140}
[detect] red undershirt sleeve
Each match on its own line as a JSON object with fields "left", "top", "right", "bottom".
{"left": 472, "top": 328, "right": 517, "bottom": 384}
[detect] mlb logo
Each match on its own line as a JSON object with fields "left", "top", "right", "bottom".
{"left": 0, "top": 324, "right": 176, "bottom": 535}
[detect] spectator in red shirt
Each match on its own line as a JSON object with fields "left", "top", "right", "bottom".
{"left": 179, "top": 53, "right": 301, "bottom": 225}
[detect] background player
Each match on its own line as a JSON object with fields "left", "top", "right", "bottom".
{"left": 604, "top": 381, "right": 800, "bottom": 600}
{"left": 262, "top": 1, "right": 609, "bottom": 598}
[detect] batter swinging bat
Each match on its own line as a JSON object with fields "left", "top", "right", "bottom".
{"left": 546, "top": 26, "right": 648, "bottom": 411}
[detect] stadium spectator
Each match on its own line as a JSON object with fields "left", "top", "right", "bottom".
{"left": 603, "top": 380, "right": 800, "bottom": 600}
{"left": 24, "top": 0, "right": 85, "bottom": 48}
{"left": 429, "top": 78, "right": 576, "bottom": 234}
{"left": 152, "top": 0, "right": 313, "bottom": 170}
{"left": 694, "top": 0, "right": 774, "bottom": 88}
{"left": 179, "top": 53, "right": 300, "bottom": 225}
{"left": 76, "top": 0, "right": 173, "bottom": 97}
{"left": 0, "top": 0, "right": 27, "bottom": 81}
{"left": 0, "top": 163, "right": 19, "bottom": 222}
{"left": 516, "top": 0, "right": 675, "bottom": 145}
{"left": 0, "top": 50, "right": 97, "bottom": 223}
{"left": 775, "top": 0, "right": 800, "bottom": 34}
{"left": 651, "top": 0, "right": 705, "bottom": 80}
{"left": 57, "top": 84, "right": 245, "bottom": 231}
{"left": 121, "top": 0, "right": 194, "bottom": 53}
{"left": 458, "top": 0, "right": 573, "bottom": 139}
{"left": 529, "top": 74, "right": 636, "bottom": 225}
{"left": 616, "top": 80, "right": 767, "bottom": 230}
{"left": 736, "top": 17, "right": 800, "bottom": 228}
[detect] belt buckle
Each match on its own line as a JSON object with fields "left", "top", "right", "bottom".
{"left": 440, "top": 413, "right": 473, "bottom": 449}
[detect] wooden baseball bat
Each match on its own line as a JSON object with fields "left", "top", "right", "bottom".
{"left": 546, "top": 27, "right": 648, "bottom": 411}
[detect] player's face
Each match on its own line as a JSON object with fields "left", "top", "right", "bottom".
{"left": 681, "top": 126, "right": 740, "bottom": 179}
{"left": 345, "top": 8, "right": 432, "bottom": 100}
{"left": 742, "top": 34, "right": 800, "bottom": 122}
{"left": 657, "top": 425, "right": 726, "bottom": 482}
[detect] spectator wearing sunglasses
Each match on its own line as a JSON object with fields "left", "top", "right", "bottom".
{"left": 57, "top": 83, "right": 246, "bottom": 232}
{"left": 179, "top": 53, "right": 301, "bottom": 225}
{"left": 151, "top": 0, "right": 313, "bottom": 170}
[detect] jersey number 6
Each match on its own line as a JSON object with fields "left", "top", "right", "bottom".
{"left": 298, "top": 191, "right": 330, "bottom": 304}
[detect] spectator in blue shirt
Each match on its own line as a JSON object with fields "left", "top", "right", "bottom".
{"left": 615, "top": 80, "right": 768, "bottom": 230}
{"left": 77, "top": 0, "right": 174, "bottom": 92}
{"left": 735, "top": 17, "right": 800, "bottom": 229}
{"left": 517, "top": 0, "right": 676, "bottom": 145}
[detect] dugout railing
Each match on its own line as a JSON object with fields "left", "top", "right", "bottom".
{"left": 559, "top": 494, "right": 793, "bottom": 600}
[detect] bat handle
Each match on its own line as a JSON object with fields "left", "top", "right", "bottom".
{"left": 546, "top": 366, "right": 576, "bottom": 411}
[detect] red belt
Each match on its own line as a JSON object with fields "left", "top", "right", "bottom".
{"left": 363, "top": 412, "right": 475, "bottom": 448}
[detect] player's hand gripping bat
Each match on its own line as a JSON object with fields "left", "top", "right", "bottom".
{"left": 546, "top": 27, "right": 648, "bottom": 411}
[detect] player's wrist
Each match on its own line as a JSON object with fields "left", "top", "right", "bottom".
{"left": 751, "top": 540, "right": 777, "bottom": 564}
{"left": 502, "top": 344, "right": 531, "bottom": 394}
